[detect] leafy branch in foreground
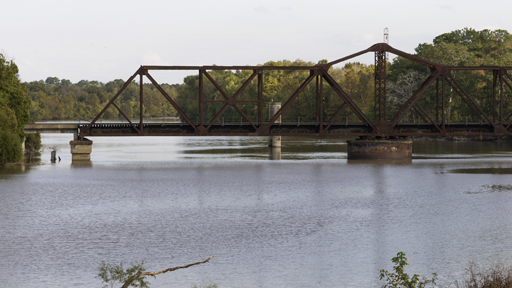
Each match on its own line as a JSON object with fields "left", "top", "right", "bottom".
{"left": 379, "top": 252, "right": 437, "bottom": 288}
{"left": 96, "top": 256, "right": 214, "bottom": 288}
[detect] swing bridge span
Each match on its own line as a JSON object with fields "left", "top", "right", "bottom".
{"left": 25, "top": 43, "right": 512, "bottom": 139}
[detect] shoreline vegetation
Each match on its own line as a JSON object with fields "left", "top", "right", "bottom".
{"left": 94, "top": 253, "right": 512, "bottom": 288}
{"left": 0, "top": 54, "right": 30, "bottom": 164}
{"left": 380, "top": 252, "right": 512, "bottom": 288}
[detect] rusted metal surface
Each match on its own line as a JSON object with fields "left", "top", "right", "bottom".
{"left": 374, "top": 49, "right": 386, "bottom": 125}
{"left": 79, "top": 43, "right": 512, "bottom": 139}
{"left": 80, "top": 122, "right": 504, "bottom": 137}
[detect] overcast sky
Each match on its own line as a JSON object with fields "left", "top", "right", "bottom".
{"left": 2, "top": 0, "right": 511, "bottom": 85}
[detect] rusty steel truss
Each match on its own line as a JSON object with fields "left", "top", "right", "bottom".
{"left": 80, "top": 43, "right": 512, "bottom": 138}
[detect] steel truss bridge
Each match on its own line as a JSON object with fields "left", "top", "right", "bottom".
{"left": 79, "top": 43, "right": 512, "bottom": 139}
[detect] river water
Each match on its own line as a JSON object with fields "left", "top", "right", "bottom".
{"left": 1, "top": 135, "right": 512, "bottom": 287}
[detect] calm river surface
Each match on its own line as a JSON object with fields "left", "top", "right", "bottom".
{"left": 1, "top": 135, "right": 512, "bottom": 287}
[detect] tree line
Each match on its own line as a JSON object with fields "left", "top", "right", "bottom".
{"left": 27, "top": 78, "right": 180, "bottom": 121}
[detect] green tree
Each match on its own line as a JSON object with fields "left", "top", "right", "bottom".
{"left": 0, "top": 104, "right": 22, "bottom": 163}
{"left": 433, "top": 28, "right": 512, "bottom": 66}
{"left": 45, "top": 76, "right": 60, "bottom": 85}
{"left": 24, "top": 133, "right": 41, "bottom": 151}
{"left": 61, "top": 79, "right": 72, "bottom": 86}
{"left": 96, "top": 261, "right": 150, "bottom": 288}
{"left": 389, "top": 28, "right": 512, "bottom": 123}
{"left": 379, "top": 252, "right": 437, "bottom": 288}
{"left": 0, "top": 53, "right": 31, "bottom": 163}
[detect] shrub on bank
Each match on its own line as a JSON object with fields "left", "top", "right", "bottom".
{"left": 379, "top": 252, "right": 437, "bottom": 288}
{"left": 380, "top": 253, "right": 512, "bottom": 288}
{"left": 0, "top": 129, "right": 22, "bottom": 164}
{"left": 454, "top": 261, "right": 512, "bottom": 288}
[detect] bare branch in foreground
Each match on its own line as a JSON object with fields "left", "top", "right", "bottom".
{"left": 121, "top": 256, "right": 214, "bottom": 288}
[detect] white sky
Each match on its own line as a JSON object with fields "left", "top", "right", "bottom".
{"left": 2, "top": 0, "right": 510, "bottom": 85}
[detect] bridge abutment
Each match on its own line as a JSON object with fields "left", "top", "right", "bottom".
{"left": 346, "top": 139, "right": 412, "bottom": 160}
{"left": 70, "top": 139, "right": 93, "bottom": 161}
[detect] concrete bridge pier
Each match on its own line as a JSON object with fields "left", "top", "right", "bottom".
{"left": 346, "top": 139, "right": 412, "bottom": 160}
{"left": 269, "top": 147, "right": 281, "bottom": 160}
{"left": 268, "top": 102, "right": 282, "bottom": 148}
{"left": 70, "top": 139, "right": 93, "bottom": 161}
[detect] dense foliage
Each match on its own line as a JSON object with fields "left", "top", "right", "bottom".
{"left": 24, "top": 28, "right": 512, "bottom": 127}
{"left": 379, "top": 252, "right": 437, "bottom": 288}
{"left": 0, "top": 54, "right": 30, "bottom": 164}
{"left": 27, "top": 78, "right": 179, "bottom": 121}
{"left": 388, "top": 28, "right": 512, "bottom": 123}
{"left": 96, "top": 261, "right": 149, "bottom": 288}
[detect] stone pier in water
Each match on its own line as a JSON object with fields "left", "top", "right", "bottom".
{"left": 69, "top": 139, "right": 93, "bottom": 161}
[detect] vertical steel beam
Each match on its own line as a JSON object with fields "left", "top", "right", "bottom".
{"left": 442, "top": 75, "right": 445, "bottom": 129}
{"left": 374, "top": 50, "right": 386, "bottom": 124}
{"left": 493, "top": 70, "right": 497, "bottom": 123}
{"left": 199, "top": 69, "right": 204, "bottom": 126}
{"left": 315, "top": 75, "right": 325, "bottom": 130}
{"left": 139, "top": 72, "right": 144, "bottom": 134}
{"left": 316, "top": 76, "right": 319, "bottom": 124}
{"left": 258, "top": 70, "right": 263, "bottom": 125}
{"left": 500, "top": 70, "right": 504, "bottom": 124}
{"left": 319, "top": 76, "right": 324, "bottom": 128}
{"left": 436, "top": 78, "right": 439, "bottom": 123}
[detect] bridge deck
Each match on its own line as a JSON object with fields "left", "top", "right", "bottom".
{"left": 79, "top": 122, "right": 509, "bottom": 137}
{"left": 24, "top": 123, "right": 79, "bottom": 134}
{"left": 23, "top": 122, "right": 512, "bottom": 138}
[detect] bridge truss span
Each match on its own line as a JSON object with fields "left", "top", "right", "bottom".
{"left": 79, "top": 43, "right": 512, "bottom": 138}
